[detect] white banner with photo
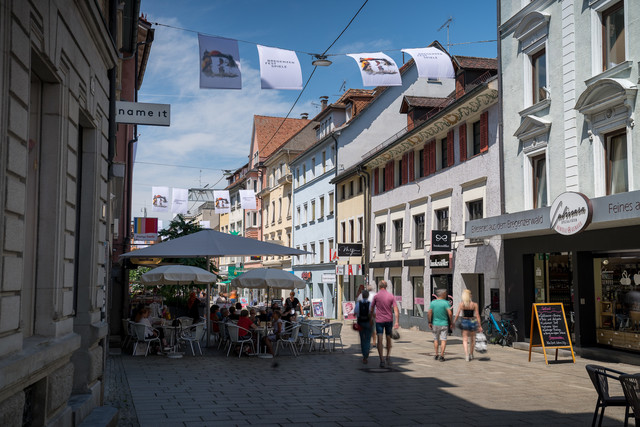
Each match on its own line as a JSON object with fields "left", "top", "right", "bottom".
{"left": 239, "top": 189, "right": 256, "bottom": 210}
{"left": 257, "top": 45, "right": 302, "bottom": 90}
{"left": 199, "top": 220, "right": 211, "bottom": 229}
{"left": 214, "top": 190, "right": 231, "bottom": 214}
{"left": 151, "top": 186, "right": 170, "bottom": 212}
{"left": 171, "top": 188, "right": 189, "bottom": 214}
{"left": 198, "top": 34, "right": 242, "bottom": 89}
{"left": 402, "top": 47, "right": 454, "bottom": 80}
{"left": 347, "top": 52, "right": 402, "bottom": 87}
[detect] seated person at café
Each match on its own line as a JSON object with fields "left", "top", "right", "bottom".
{"left": 228, "top": 306, "right": 239, "bottom": 321}
{"left": 210, "top": 304, "right": 222, "bottom": 321}
{"left": 220, "top": 307, "right": 230, "bottom": 322}
{"left": 235, "top": 302, "right": 243, "bottom": 311}
{"left": 264, "top": 311, "right": 283, "bottom": 355}
{"left": 187, "top": 292, "right": 202, "bottom": 324}
{"left": 134, "top": 308, "right": 168, "bottom": 349}
{"left": 249, "top": 309, "right": 260, "bottom": 326}
{"left": 236, "top": 309, "right": 258, "bottom": 356}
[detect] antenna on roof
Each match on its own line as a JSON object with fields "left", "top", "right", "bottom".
{"left": 438, "top": 17, "right": 453, "bottom": 52}
{"left": 339, "top": 80, "right": 346, "bottom": 93}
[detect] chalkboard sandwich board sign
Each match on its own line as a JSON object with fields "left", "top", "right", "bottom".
{"left": 528, "top": 303, "right": 575, "bottom": 364}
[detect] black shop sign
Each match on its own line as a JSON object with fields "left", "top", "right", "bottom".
{"left": 337, "top": 243, "right": 363, "bottom": 257}
{"left": 431, "top": 230, "right": 451, "bottom": 251}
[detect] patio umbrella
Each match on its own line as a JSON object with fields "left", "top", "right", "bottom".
{"left": 141, "top": 265, "right": 217, "bottom": 285}
{"left": 230, "top": 268, "right": 305, "bottom": 290}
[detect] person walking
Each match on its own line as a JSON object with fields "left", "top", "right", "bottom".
{"left": 355, "top": 290, "right": 374, "bottom": 364}
{"left": 428, "top": 289, "right": 453, "bottom": 361}
{"left": 371, "top": 280, "right": 399, "bottom": 368}
{"left": 453, "top": 289, "right": 483, "bottom": 361}
{"left": 357, "top": 284, "right": 378, "bottom": 347}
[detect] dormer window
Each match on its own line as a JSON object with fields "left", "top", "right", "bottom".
{"left": 346, "top": 104, "right": 353, "bottom": 122}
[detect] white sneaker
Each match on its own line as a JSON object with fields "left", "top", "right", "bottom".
{"left": 465, "top": 354, "right": 470, "bottom": 362}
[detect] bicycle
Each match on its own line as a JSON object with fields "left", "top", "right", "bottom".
{"left": 481, "top": 305, "right": 518, "bottom": 347}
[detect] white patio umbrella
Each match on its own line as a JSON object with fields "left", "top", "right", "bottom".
{"left": 230, "top": 268, "right": 305, "bottom": 290}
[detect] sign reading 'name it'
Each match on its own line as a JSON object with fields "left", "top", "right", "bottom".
{"left": 115, "top": 101, "right": 171, "bottom": 126}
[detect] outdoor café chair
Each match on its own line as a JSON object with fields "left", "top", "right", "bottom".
{"left": 132, "top": 323, "right": 160, "bottom": 357}
{"left": 326, "top": 322, "right": 344, "bottom": 352}
{"left": 585, "top": 364, "right": 631, "bottom": 427}
{"left": 121, "top": 319, "right": 133, "bottom": 352}
{"left": 226, "top": 324, "right": 255, "bottom": 358}
{"left": 619, "top": 374, "right": 640, "bottom": 427}
{"left": 180, "top": 322, "right": 205, "bottom": 356}
{"left": 276, "top": 323, "right": 300, "bottom": 357}
{"left": 308, "top": 322, "right": 330, "bottom": 352}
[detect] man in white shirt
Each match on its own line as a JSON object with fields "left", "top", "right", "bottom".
{"left": 357, "top": 284, "right": 377, "bottom": 347}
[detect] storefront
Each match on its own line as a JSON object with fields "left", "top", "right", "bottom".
{"left": 467, "top": 190, "right": 640, "bottom": 354}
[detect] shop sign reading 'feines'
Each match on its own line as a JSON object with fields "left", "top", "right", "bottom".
{"left": 549, "top": 192, "right": 592, "bottom": 236}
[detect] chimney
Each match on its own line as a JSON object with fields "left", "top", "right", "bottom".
{"left": 320, "top": 96, "right": 329, "bottom": 110}
{"left": 300, "top": 112, "right": 309, "bottom": 119}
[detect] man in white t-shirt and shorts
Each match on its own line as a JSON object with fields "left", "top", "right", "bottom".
{"left": 357, "top": 284, "right": 377, "bottom": 346}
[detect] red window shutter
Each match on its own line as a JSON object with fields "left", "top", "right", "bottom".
{"left": 408, "top": 151, "right": 415, "bottom": 182}
{"left": 459, "top": 123, "right": 467, "bottom": 162}
{"left": 374, "top": 168, "right": 379, "bottom": 195}
{"left": 429, "top": 140, "right": 436, "bottom": 175}
{"left": 480, "top": 111, "right": 488, "bottom": 152}
{"left": 385, "top": 161, "right": 393, "bottom": 191}
{"left": 389, "top": 160, "right": 395, "bottom": 189}
{"left": 401, "top": 153, "right": 408, "bottom": 185}
{"left": 423, "top": 144, "right": 429, "bottom": 176}
{"left": 447, "top": 129, "right": 454, "bottom": 167}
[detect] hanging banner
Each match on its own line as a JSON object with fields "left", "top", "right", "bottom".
{"left": 257, "top": 45, "right": 302, "bottom": 90}
{"left": 133, "top": 217, "right": 158, "bottom": 241}
{"left": 151, "top": 186, "right": 170, "bottom": 212}
{"left": 171, "top": 188, "right": 188, "bottom": 214}
{"left": 199, "top": 220, "right": 211, "bottom": 229}
{"left": 401, "top": 47, "right": 454, "bottom": 80}
{"left": 239, "top": 189, "right": 257, "bottom": 210}
{"left": 347, "top": 52, "right": 402, "bottom": 87}
{"left": 198, "top": 34, "right": 242, "bottom": 89}
{"left": 214, "top": 190, "right": 231, "bottom": 214}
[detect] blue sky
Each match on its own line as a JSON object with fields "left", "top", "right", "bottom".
{"left": 134, "top": 0, "right": 497, "bottom": 224}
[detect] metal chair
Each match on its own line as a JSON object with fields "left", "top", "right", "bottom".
{"left": 308, "top": 322, "right": 330, "bottom": 352}
{"left": 180, "top": 322, "right": 205, "bottom": 356}
{"left": 226, "top": 324, "right": 255, "bottom": 358}
{"left": 585, "top": 364, "right": 630, "bottom": 427}
{"left": 276, "top": 323, "right": 300, "bottom": 357}
{"left": 132, "top": 323, "right": 161, "bottom": 357}
{"left": 326, "top": 322, "right": 344, "bottom": 352}
{"left": 619, "top": 374, "right": 640, "bottom": 427}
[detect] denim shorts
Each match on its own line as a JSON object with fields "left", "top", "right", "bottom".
{"left": 375, "top": 321, "right": 393, "bottom": 336}
{"left": 461, "top": 318, "right": 478, "bottom": 331}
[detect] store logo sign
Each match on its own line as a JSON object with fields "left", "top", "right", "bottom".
{"left": 550, "top": 192, "right": 592, "bottom": 235}
{"left": 431, "top": 230, "right": 451, "bottom": 251}
{"left": 429, "top": 254, "right": 451, "bottom": 268}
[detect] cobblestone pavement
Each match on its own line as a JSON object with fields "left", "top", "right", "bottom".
{"left": 105, "top": 325, "right": 635, "bottom": 426}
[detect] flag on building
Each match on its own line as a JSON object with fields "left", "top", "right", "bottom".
{"left": 257, "top": 45, "right": 302, "bottom": 90}
{"left": 347, "top": 52, "right": 402, "bottom": 87}
{"left": 133, "top": 217, "right": 158, "bottom": 241}
{"left": 402, "top": 47, "right": 454, "bottom": 80}
{"left": 172, "top": 188, "right": 189, "bottom": 214}
{"left": 151, "top": 186, "right": 170, "bottom": 212}
{"left": 198, "top": 34, "right": 242, "bottom": 89}
{"left": 239, "top": 189, "right": 256, "bottom": 210}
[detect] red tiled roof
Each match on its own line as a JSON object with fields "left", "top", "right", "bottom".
{"left": 454, "top": 56, "right": 497, "bottom": 70}
{"left": 254, "top": 115, "right": 309, "bottom": 159}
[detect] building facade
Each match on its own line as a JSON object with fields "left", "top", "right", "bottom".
{"left": 467, "top": 0, "right": 640, "bottom": 357}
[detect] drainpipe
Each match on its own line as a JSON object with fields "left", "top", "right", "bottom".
{"left": 330, "top": 133, "right": 340, "bottom": 319}
{"left": 497, "top": 0, "right": 505, "bottom": 215}
{"left": 356, "top": 166, "right": 371, "bottom": 288}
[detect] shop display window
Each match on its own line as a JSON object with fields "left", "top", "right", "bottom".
{"left": 595, "top": 255, "right": 640, "bottom": 352}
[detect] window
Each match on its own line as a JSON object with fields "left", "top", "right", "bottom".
{"left": 349, "top": 180, "right": 354, "bottom": 199}
{"left": 328, "top": 239, "right": 334, "bottom": 260}
{"left": 418, "top": 149, "right": 425, "bottom": 178}
{"left": 436, "top": 208, "right": 449, "bottom": 231}
{"left": 606, "top": 130, "right": 628, "bottom": 195}
{"left": 439, "top": 137, "right": 448, "bottom": 170}
{"left": 322, "top": 151, "right": 326, "bottom": 173}
{"left": 349, "top": 219, "right": 355, "bottom": 243}
{"left": 302, "top": 245, "right": 307, "bottom": 264}
{"left": 467, "top": 200, "right": 483, "bottom": 221}
{"left": 296, "top": 168, "right": 300, "bottom": 186}
{"left": 414, "top": 214, "right": 425, "bottom": 249}
{"left": 392, "top": 276, "right": 402, "bottom": 298}
{"left": 394, "top": 219, "right": 403, "bottom": 252}
{"left": 310, "top": 243, "right": 316, "bottom": 264}
{"left": 472, "top": 121, "right": 482, "bottom": 156}
{"left": 278, "top": 198, "right": 282, "bottom": 221}
{"left": 378, "top": 223, "right": 386, "bottom": 253}
{"left": 265, "top": 205, "right": 270, "bottom": 227}
{"left": 358, "top": 217, "right": 363, "bottom": 243}
{"left": 296, "top": 206, "right": 301, "bottom": 226}
{"left": 341, "top": 222, "right": 347, "bottom": 243}
{"left": 359, "top": 177, "right": 364, "bottom": 194}
{"left": 532, "top": 49, "right": 547, "bottom": 104}
{"left": 412, "top": 276, "right": 425, "bottom": 318}
{"left": 271, "top": 201, "right": 276, "bottom": 223}
{"left": 602, "top": 2, "right": 625, "bottom": 70}
{"left": 319, "top": 241, "right": 325, "bottom": 263}
{"left": 311, "top": 157, "right": 316, "bottom": 177}
{"left": 311, "top": 200, "right": 316, "bottom": 221}
{"left": 287, "top": 192, "right": 292, "bottom": 218}
{"left": 303, "top": 203, "right": 308, "bottom": 223}
{"left": 319, "top": 195, "right": 325, "bottom": 218}
{"left": 328, "top": 192, "right": 334, "bottom": 215}
{"left": 532, "top": 155, "right": 547, "bottom": 208}
{"left": 303, "top": 165, "right": 307, "bottom": 184}
{"left": 342, "top": 184, "right": 347, "bottom": 201}
{"left": 381, "top": 166, "right": 387, "bottom": 192}
{"left": 396, "top": 158, "right": 403, "bottom": 186}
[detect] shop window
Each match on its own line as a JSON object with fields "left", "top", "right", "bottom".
{"left": 393, "top": 219, "right": 403, "bottom": 252}
{"left": 605, "top": 130, "right": 628, "bottom": 195}
{"left": 533, "top": 155, "right": 548, "bottom": 208}
{"left": 532, "top": 49, "right": 547, "bottom": 104}
{"left": 602, "top": 2, "right": 625, "bottom": 71}
{"left": 412, "top": 276, "right": 424, "bottom": 318}
{"left": 378, "top": 223, "right": 386, "bottom": 253}
{"left": 435, "top": 208, "right": 449, "bottom": 231}
{"left": 414, "top": 214, "right": 425, "bottom": 250}
{"left": 392, "top": 276, "right": 402, "bottom": 299}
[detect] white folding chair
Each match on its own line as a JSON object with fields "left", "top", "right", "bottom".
{"left": 180, "top": 322, "right": 205, "bottom": 356}
{"left": 132, "top": 323, "right": 160, "bottom": 357}
{"left": 276, "top": 323, "right": 300, "bottom": 357}
{"left": 326, "top": 323, "right": 343, "bottom": 352}
{"left": 226, "top": 324, "right": 255, "bottom": 358}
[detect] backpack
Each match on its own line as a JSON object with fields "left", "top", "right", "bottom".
{"left": 357, "top": 301, "right": 370, "bottom": 323}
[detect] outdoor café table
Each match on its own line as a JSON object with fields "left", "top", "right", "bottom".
{"left": 254, "top": 324, "right": 273, "bottom": 358}
{"left": 161, "top": 324, "right": 183, "bottom": 358}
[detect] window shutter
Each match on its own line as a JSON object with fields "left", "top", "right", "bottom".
{"left": 385, "top": 161, "right": 393, "bottom": 191}
{"left": 389, "top": 160, "right": 395, "bottom": 189}
{"left": 459, "top": 123, "right": 467, "bottom": 162}
{"left": 480, "top": 111, "right": 488, "bottom": 152}
{"left": 429, "top": 140, "right": 436, "bottom": 175}
{"left": 423, "top": 144, "right": 429, "bottom": 176}
{"left": 447, "top": 129, "right": 454, "bottom": 167}
{"left": 374, "top": 168, "right": 379, "bottom": 195}
{"left": 401, "top": 153, "right": 408, "bottom": 185}
{"left": 408, "top": 151, "right": 415, "bottom": 182}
